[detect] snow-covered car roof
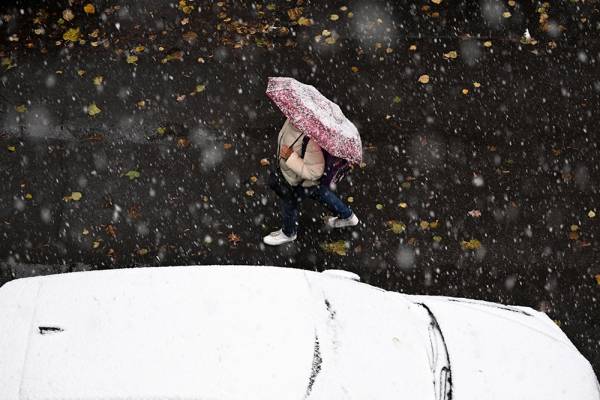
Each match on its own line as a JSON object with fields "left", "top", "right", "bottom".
{"left": 0, "top": 265, "right": 598, "bottom": 399}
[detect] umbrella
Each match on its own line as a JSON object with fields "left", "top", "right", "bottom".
{"left": 266, "top": 77, "right": 362, "bottom": 164}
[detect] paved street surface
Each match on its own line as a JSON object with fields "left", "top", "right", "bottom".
{"left": 1, "top": 0, "right": 599, "bottom": 376}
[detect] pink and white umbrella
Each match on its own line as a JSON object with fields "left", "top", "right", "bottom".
{"left": 266, "top": 77, "right": 362, "bottom": 164}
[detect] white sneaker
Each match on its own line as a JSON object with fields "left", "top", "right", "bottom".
{"left": 263, "top": 229, "right": 296, "bottom": 246}
{"left": 327, "top": 214, "right": 359, "bottom": 228}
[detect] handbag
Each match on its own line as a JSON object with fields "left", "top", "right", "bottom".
{"left": 268, "top": 131, "right": 306, "bottom": 201}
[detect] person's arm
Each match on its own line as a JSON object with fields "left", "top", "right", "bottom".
{"left": 284, "top": 139, "right": 325, "bottom": 181}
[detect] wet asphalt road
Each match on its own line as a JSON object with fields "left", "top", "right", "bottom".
{"left": 1, "top": 0, "right": 599, "bottom": 376}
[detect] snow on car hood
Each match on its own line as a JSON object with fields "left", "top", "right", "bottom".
{"left": 411, "top": 295, "right": 600, "bottom": 400}
{"left": 0, "top": 266, "right": 440, "bottom": 400}
{"left": 0, "top": 266, "right": 318, "bottom": 400}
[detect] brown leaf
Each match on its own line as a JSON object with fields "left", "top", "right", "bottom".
{"left": 128, "top": 205, "right": 141, "bottom": 219}
{"left": 228, "top": 233, "right": 241, "bottom": 243}
{"left": 468, "top": 210, "right": 481, "bottom": 217}
{"left": 568, "top": 232, "right": 580, "bottom": 240}
{"left": 177, "top": 138, "right": 190, "bottom": 148}
{"left": 407, "top": 237, "right": 416, "bottom": 245}
{"left": 106, "top": 225, "right": 116, "bottom": 237}
{"left": 224, "top": 143, "right": 232, "bottom": 149}
{"left": 87, "top": 135, "right": 104, "bottom": 141}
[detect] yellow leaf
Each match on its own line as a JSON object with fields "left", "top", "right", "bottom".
{"left": 418, "top": 75, "right": 430, "bottom": 83}
{"left": 127, "top": 55, "right": 138, "bottom": 64}
{"left": 83, "top": 229, "right": 89, "bottom": 235}
{"left": 462, "top": 239, "right": 482, "bottom": 250}
{"left": 224, "top": 143, "right": 232, "bottom": 149}
{"left": 474, "top": 82, "right": 481, "bottom": 87}
{"left": 420, "top": 221, "right": 429, "bottom": 229}
{"left": 325, "top": 37, "right": 337, "bottom": 45}
{"left": 8, "top": 146, "right": 15, "bottom": 152}
{"left": 330, "top": 14, "right": 339, "bottom": 20}
{"left": 157, "top": 126, "right": 166, "bottom": 134}
{"left": 250, "top": 176, "right": 258, "bottom": 183}
{"left": 347, "top": 12, "right": 354, "bottom": 18}
{"left": 429, "top": 221, "right": 439, "bottom": 228}
{"left": 63, "top": 9, "right": 75, "bottom": 21}
{"left": 503, "top": 12, "right": 512, "bottom": 18}
{"left": 570, "top": 225, "right": 578, "bottom": 231}
{"left": 376, "top": 204, "right": 383, "bottom": 210}
{"left": 399, "top": 202, "right": 407, "bottom": 208}
{"left": 260, "top": 158, "right": 270, "bottom": 166}
{"left": 348, "top": 197, "right": 354, "bottom": 203}
{"left": 137, "top": 248, "right": 148, "bottom": 255}
{"left": 135, "top": 46, "right": 145, "bottom": 52}
{"left": 196, "top": 85, "right": 205, "bottom": 92}
{"left": 444, "top": 51, "right": 458, "bottom": 59}
{"left": 25, "top": 194, "right": 32, "bottom": 199}
{"left": 596, "top": 274, "right": 600, "bottom": 285}
{"left": 433, "top": 236, "right": 442, "bottom": 242}
{"left": 78, "top": 70, "right": 85, "bottom": 76}
{"left": 392, "top": 221, "right": 406, "bottom": 234}
{"left": 16, "top": 104, "right": 27, "bottom": 113}
{"left": 138, "top": 101, "right": 146, "bottom": 106}
{"left": 409, "top": 45, "right": 417, "bottom": 50}
{"left": 589, "top": 210, "right": 596, "bottom": 218}
{"left": 484, "top": 41, "right": 492, "bottom": 47}
{"left": 432, "top": 0, "right": 442, "bottom": 3}
{"left": 508, "top": 0, "right": 515, "bottom": 5}
{"left": 62, "top": 28, "right": 80, "bottom": 42}
{"left": 93, "top": 241, "right": 100, "bottom": 249}
{"left": 246, "top": 190, "right": 255, "bottom": 196}
{"left": 462, "top": 89, "right": 469, "bottom": 94}
{"left": 71, "top": 192, "right": 82, "bottom": 201}
{"left": 93, "top": 76, "right": 103, "bottom": 85}
{"left": 84, "top": 4, "right": 95, "bottom": 14}
{"left": 386, "top": 48, "right": 393, "bottom": 53}
{"left": 88, "top": 103, "right": 101, "bottom": 116}
{"left": 351, "top": 66, "right": 359, "bottom": 72}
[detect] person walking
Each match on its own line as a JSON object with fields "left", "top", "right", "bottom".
{"left": 263, "top": 119, "right": 359, "bottom": 246}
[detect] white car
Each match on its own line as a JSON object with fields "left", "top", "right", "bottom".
{"left": 0, "top": 266, "right": 597, "bottom": 399}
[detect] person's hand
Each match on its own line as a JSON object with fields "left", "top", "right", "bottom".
{"left": 279, "top": 145, "right": 293, "bottom": 160}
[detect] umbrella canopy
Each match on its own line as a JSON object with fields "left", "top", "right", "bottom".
{"left": 266, "top": 77, "right": 362, "bottom": 163}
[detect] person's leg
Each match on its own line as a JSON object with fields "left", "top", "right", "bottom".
{"left": 310, "top": 185, "right": 354, "bottom": 219}
{"left": 264, "top": 185, "right": 317, "bottom": 245}
{"left": 281, "top": 185, "right": 319, "bottom": 236}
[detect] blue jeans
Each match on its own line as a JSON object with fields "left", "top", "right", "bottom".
{"left": 280, "top": 184, "right": 353, "bottom": 237}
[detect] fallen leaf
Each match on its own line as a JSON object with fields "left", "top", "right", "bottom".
{"left": 250, "top": 176, "right": 258, "bottom": 183}
{"left": 462, "top": 89, "right": 469, "bottom": 94}
{"left": 330, "top": 14, "right": 339, "bottom": 20}
{"left": 407, "top": 237, "right": 416, "bottom": 245}
{"left": 126, "top": 55, "right": 138, "bottom": 64}
{"left": 93, "top": 76, "right": 103, "bottom": 85}
{"left": 399, "top": 203, "right": 407, "bottom": 208}
{"left": 432, "top": 0, "right": 442, "bottom": 3}
{"left": 468, "top": 210, "right": 481, "bottom": 217}
{"left": 321, "top": 240, "right": 349, "bottom": 255}
{"left": 401, "top": 182, "right": 411, "bottom": 189}
{"left": 589, "top": 211, "right": 596, "bottom": 218}
{"left": 157, "top": 126, "right": 166, "bottom": 134}
{"left": 62, "top": 9, "right": 75, "bottom": 21}
{"left": 444, "top": 51, "right": 458, "bottom": 59}
{"left": 137, "top": 248, "right": 148, "bottom": 255}
{"left": 88, "top": 103, "right": 101, "bottom": 116}
{"left": 393, "top": 96, "right": 401, "bottom": 103}
{"left": 433, "top": 236, "right": 442, "bottom": 242}
{"left": 484, "top": 41, "right": 492, "bottom": 47}
{"left": 260, "top": 158, "right": 270, "bottom": 166}
{"left": 78, "top": 70, "right": 85, "bottom": 76}
{"left": 84, "top": 4, "right": 95, "bottom": 14}
{"left": 420, "top": 221, "right": 429, "bottom": 229}
{"left": 429, "top": 221, "right": 439, "bottom": 228}
{"left": 196, "top": 85, "right": 205, "bottom": 92}
{"left": 568, "top": 232, "right": 580, "bottom": 240}
{"left": 409, "top": 45, "right": 417, "bottom": 51}
{"left": 503, "top": 12, "right": 512, "bottom": 18}
{"left": 474, "top": 82, "right": 481, "bottom": 87}
{"left": 392, "top": 221, "right": 406, "bottom": 234}
{"left": 596, "top": 274, "right": 600, "bottom": 285}
{"left": 25, "top": 194, "right": 32, "bottom": 199}
{"left": 71, "top": 192, "right": 82, "bottom": 201}
{"left": 63, "top": 28, "right": 80, "bottom": 42}
{"left": 376, "top": 204, "right": 384, "bottom": 210}
{"left": 16, "top": 104, "right": 27, "bottom": 113}
{"left": 351, "top": 66, "right": 359, "bottom": 72}
{"left": 177, "top": 94, "right": 186, "bottom": 102}
{"left": 138, "top": 101, "right": 146, "bottom": 106}
{"left": 224, "top": 143, "right": 232, "bottom": 149}
{"left": 126, "top": 170, "right": 140, "bottom": 180}
{"left": 418, "top": 75, "right": 430, "bottom": 83}
{"left": 462, "top": 239, "right": 482, "bottom": 250}
{"left": 177, "top": 138, "right": 190, "bottom": 147}
{"left": 135, "top": 46, "right": 145, "bottom": 52}
{"left": 228, "top": 233, "right": 241, "bottom": 243}
{"left": 106, "top": 225, "right": 116, "bottom": 237}
{"left": 246, "top": 190, "right": 255, "bottom": 196}
{"left": 571, "top": 225, "right": 578, "bottom": 232}
{"left": 93, "top": 241, "right": 100, "bottom": 248}
{"left": 183, "top": 32, "right": 198, "bottom": 42}
{"left": 128, "top": 205, "right": 141, "bottom": 218}
{"left": 348, "top": 197, "right": 354, "bottom": 203}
